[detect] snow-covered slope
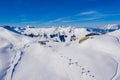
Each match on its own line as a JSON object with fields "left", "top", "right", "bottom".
{"left": 0, "top": 27, "right": 32, "bottom": 80}
{"left": 0, "top": 26, "right": 120, "bottom": 80}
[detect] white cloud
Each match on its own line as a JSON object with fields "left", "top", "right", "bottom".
{"left": 51, "top": 18, "right": 65, "bottom": 22}
{"left": 47, "top": 16, "right": 73, "bottom": 23}
{"left": 24, "top": 11, "right": 120, "bottom": 26}
{"left": 45, "top": 11, "right": 99, "bottom": 23}
{"left": 82, "top": 17, "right": 103, "bottom": 21}
{"left": 79, "top": 11, "right": 97, "bottom": 15}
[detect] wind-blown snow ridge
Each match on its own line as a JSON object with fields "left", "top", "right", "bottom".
{"left": 0, "top": 25, "right": 120, "bottom": 80}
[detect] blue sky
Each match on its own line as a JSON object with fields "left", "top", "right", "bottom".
{"left": 0, "top": 0, "right": 120, "bottom": 27}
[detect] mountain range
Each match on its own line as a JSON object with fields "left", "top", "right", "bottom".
{"left": 0, "top": 24, "right": 120, "bottom": 80}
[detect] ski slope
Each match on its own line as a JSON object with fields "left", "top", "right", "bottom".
{"left": 0, "top": 26, "right": 120, "bottom": 80}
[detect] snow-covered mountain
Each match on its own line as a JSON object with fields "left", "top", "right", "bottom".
{"left": 0, "top": 25, "right": 120, "bottom": 80}
{"left": 103, "top": 24, "right": 120, "bottom": 30}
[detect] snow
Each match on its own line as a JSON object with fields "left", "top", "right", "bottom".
{"left": 0, "top": 26, "right": 120, "bottom": 80}
{"left": 103, "top": 24, "right": 120, "bottom": 30}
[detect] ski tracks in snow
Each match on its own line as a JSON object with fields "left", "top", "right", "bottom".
{"left": 111, "top": 59, "right": 120, "bottom": 80}
{"left": 111, "top": 36, "right": 120, "bottom": 80}
{"left": 3, "top": 44, "right": 28, "bottom": 80}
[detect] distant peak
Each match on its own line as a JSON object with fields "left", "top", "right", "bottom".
{"left": 103, "top": 24, "right": 120, "bottom": 30}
